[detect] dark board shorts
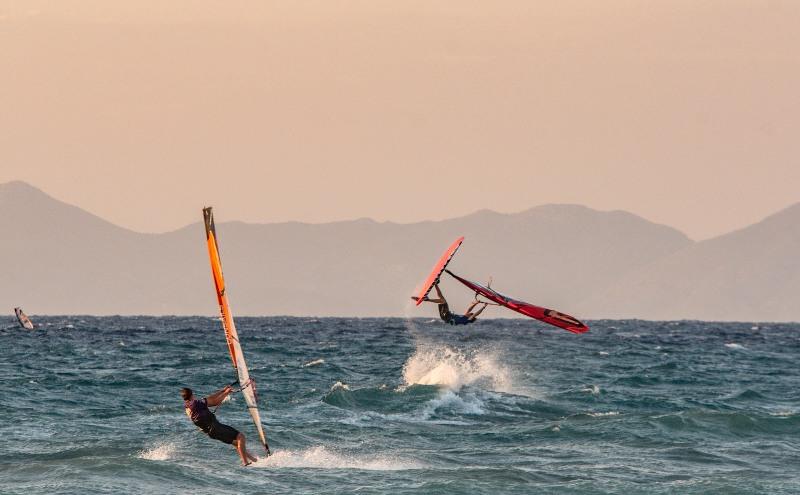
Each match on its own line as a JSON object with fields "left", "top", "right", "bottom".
{"left": 438, "top": 303, "right": 473, "bottom": 326}
{"left": 449, "top": 314, "right": 473, "bottom": 325}
{"left": 208, "top": 421, "right": 240, "bottom": 445}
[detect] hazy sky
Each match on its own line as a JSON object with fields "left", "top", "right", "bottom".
{"left": 1, "top": 1, "right": 798, "bottom": 239}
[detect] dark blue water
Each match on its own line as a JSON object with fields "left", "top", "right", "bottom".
{"left": 2, "top": 317, "right": 799, "bottom": 494}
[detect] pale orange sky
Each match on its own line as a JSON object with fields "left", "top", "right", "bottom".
{"left": 1, "top": 1, "right": 798, "bottom": 239}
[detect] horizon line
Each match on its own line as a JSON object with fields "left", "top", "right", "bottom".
{"left": 9, "top": 313, "right": 800, "bottom": 325}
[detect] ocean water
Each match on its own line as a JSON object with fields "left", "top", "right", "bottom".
{"left": 2, "top": 317, "right": 799, "bottom": 494}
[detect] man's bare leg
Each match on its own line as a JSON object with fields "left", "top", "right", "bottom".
{"left": 233, "top": 433, "right": 250, "bottom": 465}
{"left": 238, "top": 434, "right": 258, "bottom": 463}
{"left": 412, "top": 283, "right": 446, "bottom": 304}
{"left": 415, "top": 284, "right": 446, "bottom": 304}
{"left": 425, "top": 284, "right": 447, "bottom": 304}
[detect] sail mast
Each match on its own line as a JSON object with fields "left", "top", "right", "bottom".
{"left": 203, "top": 207, "right": 271, "bottom": 455}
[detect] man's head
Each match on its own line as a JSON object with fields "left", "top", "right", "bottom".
{"left": 180, "top": 387, "right": 193, "bottom": 401}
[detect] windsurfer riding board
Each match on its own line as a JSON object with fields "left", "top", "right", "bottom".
{"left": 181, "top": 385, "right": 258, "bottom": 466}
{"left": 413, "top": 283, "right": 488, "bottom": 325}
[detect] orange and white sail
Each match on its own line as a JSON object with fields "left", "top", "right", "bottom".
{"left": 203, "top": 207, "right": 270, "bottom": 455}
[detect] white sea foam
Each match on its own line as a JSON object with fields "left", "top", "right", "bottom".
{"left": 138, "top": 442, "right": 177, "bottom": 461}
{"left": 725, "top": 343, "right": 746, "bottom": 350}
{"left": 769, "top": 410, "right": 795, "bottom": 417}
{"left": 302, "top": 358, "right": 325, "bottom": 367}
{"left": 402, "top": 343, "right": 515, "bottom": 394}
{"left": 257, "top": 446, "right": 423, "bottom": 471}
{"left": 420, "top": 390, "right": 485, "bottom": 419}
{"left": 330, "top": 381, "right": 350, "bottom": 392}
{"left": 582, "top": 385, "right": 601, "bottom": 395}
{"left": 588, "top": 411, "right": 620, "bottom": 418}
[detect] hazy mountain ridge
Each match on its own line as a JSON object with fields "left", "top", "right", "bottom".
{"left": 578, "top": 202, "right": 800, "bottom": 321}
{"left": 2, "top": 181, "right": 797, "bottom": 321}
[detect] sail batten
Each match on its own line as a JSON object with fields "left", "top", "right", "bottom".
{"left": 203, "top": 207, "right": 271, "bottom": 455}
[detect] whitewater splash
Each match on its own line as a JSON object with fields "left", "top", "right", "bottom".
{"left": 256, "top": 446, "right": 423, "bottom": 471}
{"left": 402, "top": 342, "right": 514, "bottom": 393}
{"left": 137, "top": 442, "right": 177, "bottom": 461}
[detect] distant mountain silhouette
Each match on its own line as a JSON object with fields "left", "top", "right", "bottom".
{"left": 3, "top": 181, "right": 797, "bottom": 321}
{"left": 578, "top": 202, "right": 800, "bottom": 321}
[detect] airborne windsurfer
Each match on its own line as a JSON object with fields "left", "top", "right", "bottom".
{"left": 181, "top": 385, "right": 258, "bottom": 466}
{"left": 411, "top": 238, "right": 589, "bottom": 333}
{"left": 413, "top": 283, "right": 487, "bottom": 325}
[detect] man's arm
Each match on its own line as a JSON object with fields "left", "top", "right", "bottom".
{"left": 469, "top": 303, "right": 489, "bottom": 320}
{"left": 206, "top": 385, "right": 233, "bottom": 407}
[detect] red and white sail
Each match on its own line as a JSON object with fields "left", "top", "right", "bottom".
{"left": 446, "top": 270, "right": 589, "bottom": 334}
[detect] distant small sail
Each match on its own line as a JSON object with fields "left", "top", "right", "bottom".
{"left": 14, "top": 307, "right": 34, "bottom": 330}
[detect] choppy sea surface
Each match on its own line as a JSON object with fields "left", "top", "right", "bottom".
{"left": 2, "top": 316, "right": 800, "bottom": 494}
